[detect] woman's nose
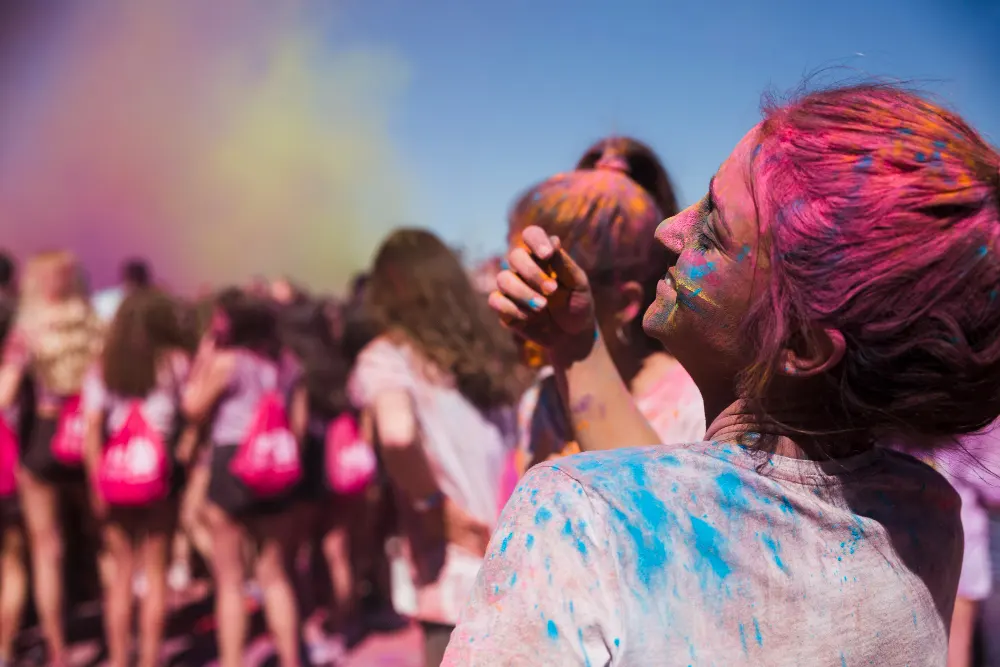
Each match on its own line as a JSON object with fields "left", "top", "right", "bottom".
{"left": 654, "top": 205, "right": 696, "bottom": 256}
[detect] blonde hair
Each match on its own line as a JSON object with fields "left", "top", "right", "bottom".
{"left": 16, "top": 250, "right": 101, "bottom": 396}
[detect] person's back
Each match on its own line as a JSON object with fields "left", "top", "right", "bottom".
{"left": 351, "top": 336, "right": 512, "bottom": 525}
{"left": 450, "top": 442, "right": 960, "bottom": 666}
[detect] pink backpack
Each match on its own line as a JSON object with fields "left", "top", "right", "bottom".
{"left": 0, "top": 414, "right": 19, "bottom": 498}
{"left": 229, "top": 391, "right": 301, "bottom": 497}
{"left": 52, "top": 395, "right": 84, "bottom": 466}
{"left": 325, "top": 413, "right": 376, "bottom": 495}
{"left": 98, "top": 402, "right": 171, "bottom": 506}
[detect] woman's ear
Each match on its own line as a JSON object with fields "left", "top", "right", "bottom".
{"left": 615, "top": 280, "right": 645, "bottom": 327}
{"left": 779, "top": 325, "right": 845, "bottom": 378}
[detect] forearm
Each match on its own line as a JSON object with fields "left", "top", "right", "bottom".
{"left": 380, "top": 442, "right": 441, "bottom": 502}
{"left": 553, "top": 332, "right": 660, "bottom": 452}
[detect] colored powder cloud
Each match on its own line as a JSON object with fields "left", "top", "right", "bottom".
{"left": 0, "top": 0, "right": 410, "bottom": 293}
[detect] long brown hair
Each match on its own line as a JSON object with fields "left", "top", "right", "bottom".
{"left": 367, "top": 228, "right": 521, "bottom": 411}
{"left": 102, "top": 289, "right": 193, "bottom": 398}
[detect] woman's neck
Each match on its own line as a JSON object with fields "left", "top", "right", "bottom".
{"left": 706, "top": 400, "right": 874, "bottom": 461}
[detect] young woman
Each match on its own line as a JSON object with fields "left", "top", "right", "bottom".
{"left": 81, "top": 288, "right": 194, "bottom": 667}
{"left": 0, "top": 251, "right": 102, "bottom": 666}
{"left": 182, "top": 289, "right": 305, "bottom": 667}
{"left": 448, "top": 84, "right": 1000, "bottom": 665}
{"left": 0, "top": 300, "right": 27, "bottom": 667}
{"left": 509, "top": 147, "right": 704, "bottom": 475}
{"left": 348, "top": 229, "right": 522, "bottom": 666}
{"left": 282, "top": 300, "right": 370, "bottom": 663}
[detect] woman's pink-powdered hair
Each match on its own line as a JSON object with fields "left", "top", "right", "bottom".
{"left": 743, "top": 83, "right": 1000, "bottom": 440}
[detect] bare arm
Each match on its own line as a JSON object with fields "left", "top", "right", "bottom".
{"left": 287, "top": 385, "right": 308, "bottom": 442}
{"left": 553, "top": 333, "right": 660, "bottom": 452}
{"left": 182, "top": 352, "right": 233, "bottom": 425}
{"left": 372, "top": 388, "right": 440, "bottom": 502}
{"left": 491, "top": 226, "right": 659, "bottom": 454}
{"left": 82, "top": 408, "right": 103, "bottom": 481}
{"left": 0, "top": 365, "right": 24, "bottom": 410}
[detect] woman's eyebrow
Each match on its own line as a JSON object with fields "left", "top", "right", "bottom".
{"left": 708, "top": 176, "right": 733, "bottom": 239}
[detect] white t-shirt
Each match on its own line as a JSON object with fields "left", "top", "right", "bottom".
{"left": 349, "top": 336, "right": 516, "bottom": 625}
{"left": 445, "top": 442, "right": 961, "bottom": 666}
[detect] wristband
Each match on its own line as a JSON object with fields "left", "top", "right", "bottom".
{"left": 413, "top": 490, "right": 444, "bottom": 513}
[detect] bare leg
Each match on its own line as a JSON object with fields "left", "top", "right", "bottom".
{"left": 207, "top": 503, "right": 248, "bottom": 667}
{"left": 322, "top": 524, "right": 355, "bottom": 633}
{"left": 0, "top": 522, "right": 27, "bottom": 663}
{"left": 137, "top": 503, "right": 175, "bottom": 667}
{"left": 101, "top": 520, "right": 134, "bottom": 667}
{"left": 252, "top": 512, "right": 302, "bottom": 667}
{"left": 18, "top": 469, "right": 67, "bottom": 665}
{"left": 179, "top": 463, "right": 213, "bottom": 564}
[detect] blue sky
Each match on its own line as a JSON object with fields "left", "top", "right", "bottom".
{"left": 331, "top": 0, "right": 1000, "bottom": 261}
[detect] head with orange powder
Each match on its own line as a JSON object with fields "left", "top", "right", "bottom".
{"left": 509, "top": 141, "right": 673, "bottom": 376}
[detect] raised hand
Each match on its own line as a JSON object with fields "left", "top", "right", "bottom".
{"left": 488, "top": 226, "right": 596, "bottom": 355}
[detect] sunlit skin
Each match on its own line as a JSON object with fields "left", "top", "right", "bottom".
{"left": 491, "top": 125, "right": 847, "bottom": 460}
{"left": 642, "top": 127, "right": 770, "bottom": 420}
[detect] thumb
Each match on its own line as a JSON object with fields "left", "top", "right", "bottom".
{"left": 548, "top": 237, "right": 589, "bottom": 291}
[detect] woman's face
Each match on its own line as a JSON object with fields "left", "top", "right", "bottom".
{"left": 642, "top": 127, "right": 770, "bottom": 390}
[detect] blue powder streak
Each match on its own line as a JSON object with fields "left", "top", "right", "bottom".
{"left": 499, "top": 532, "right": 513, "bottom": 554}
{"left": 547, "top": 620, "right": 559, "bottom": 640}
{"left": 753, "top": 618, "right": 762, "bottom": 646}
{"left": 526, "top": 534, "right": 535, "bottom": 550}
{"left": 761, "top": 534, "right": 788, "bottom": 573}
{"left": 739, "top": 623, "right": 748, "bottom": 653}
{"left": 690, "top": 515, "right": 732, "bottom": 584}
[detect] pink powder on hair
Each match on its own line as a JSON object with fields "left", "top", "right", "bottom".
{"left": 741, "top": 84, "right": 1000, "bottom": 438}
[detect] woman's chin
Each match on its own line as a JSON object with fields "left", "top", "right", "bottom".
{"left": 642, "top": 301, "right": 676, "bottom": 340}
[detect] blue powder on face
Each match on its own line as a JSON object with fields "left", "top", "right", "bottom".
{"left": 686, "top": 261, "right": 717, "bottom": 281}
{"left": 547, "top": 619, "right": 559, "bottom": 640}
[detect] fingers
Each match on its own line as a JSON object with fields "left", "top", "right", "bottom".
{"left": 507, "top": 248, "right": 558, "bottom": 295}
{"left": 488, "top": 290, "right": 529, "bottom": 323}
{"left": 520, "top": 226, "right": 556, "bottom": 260}
{"left": 550, "top": 242, "right": 590, "bottom": 290}
{"left": 517, "top": 226, "right": 588, "bottom": 291}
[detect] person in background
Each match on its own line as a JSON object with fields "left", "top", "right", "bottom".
{"left": 452, "top": 83, "right": 1000, "bottom": 665}
{"left": 182, "top": 289, "right": 305, "bottom": 667}
{"left": 0, "top": 250, "right": 102, "bottom": 666}
{"left": 508, "top": 142, "right": 704, "bottom": 479}
{"left": 349, "top": 229, "right": 522, "bottom": 666}
{"left": 0, "top": 299, "right": 26, "bottom": 667}
{"left": 92, "top": 258, "right": 153, "bottom": 324}
{"left": 0, "top": 252, "right": 17, "bottom": 308}
{"left": 282, "top": 300, "right": 369, "bottom": 664}
{"left": 169, "top": 295, "right": 216, "bottom": 593}
{"left": 927, "top": 430, "right": 1000, "bottom": 667}
{"left": 82, "top": 289, "right": 195, "bottom": 667}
